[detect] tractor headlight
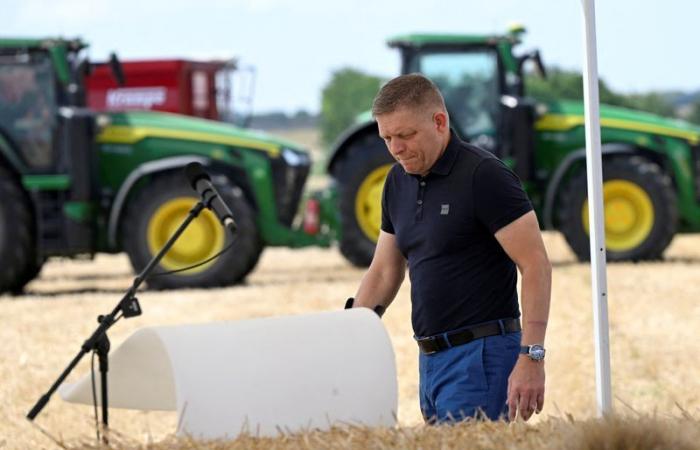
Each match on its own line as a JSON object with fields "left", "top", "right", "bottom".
{"left": 281, "top": 147, "right": 310, "bottom": 167}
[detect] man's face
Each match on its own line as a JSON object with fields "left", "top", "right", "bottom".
{"left": 376, "top": 105, "right": 449, "bottom": 176}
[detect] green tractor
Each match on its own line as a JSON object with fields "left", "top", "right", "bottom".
{"left": 0, "top": 37, "right": 335, "bottom": 294}
{"left": 328, "top": 26, "right": 700, "bottom": 266}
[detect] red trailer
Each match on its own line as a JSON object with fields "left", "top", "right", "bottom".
{"left": 86, "top": 58, "right": 252, "bottom": 123}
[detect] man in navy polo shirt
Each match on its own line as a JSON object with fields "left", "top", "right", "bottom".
{"left": 350, "top": 74, "right": 552, "bottom": 423}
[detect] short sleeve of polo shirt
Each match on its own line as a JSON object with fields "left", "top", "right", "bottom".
{"left": 473, "top": 158, "right": 533, "bottom": 234}
{"left": 380, "top": 171, "right": 394, "bottom": 234}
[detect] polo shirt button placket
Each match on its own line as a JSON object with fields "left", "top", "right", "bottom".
{"left": 416, "top": 178, "right": 426, "bottom": 221}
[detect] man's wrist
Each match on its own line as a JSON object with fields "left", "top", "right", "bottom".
{"left": 519, "top": 344, "right": 546, "bottom": 361}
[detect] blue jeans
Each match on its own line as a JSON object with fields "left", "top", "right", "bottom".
{"left": 418, "top": 329, "right": 521, "bottom": 423}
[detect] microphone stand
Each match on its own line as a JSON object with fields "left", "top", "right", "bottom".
{"left": 27, "top": 200, "right": 208, "bottom": 443}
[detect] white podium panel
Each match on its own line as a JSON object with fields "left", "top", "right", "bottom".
{"left": 59, "top": 308, "right": 397, "bottom": 439}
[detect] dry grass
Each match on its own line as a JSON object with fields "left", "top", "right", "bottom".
{"left": 62, "top": 416, "right": 700, "bottom": 450}
{"left": 2, "top": 232, "right": 700, "bottom": 448}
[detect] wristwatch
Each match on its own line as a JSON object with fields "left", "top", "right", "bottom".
{"left": 520, "top": 344, "right": 546, "bottom": 361}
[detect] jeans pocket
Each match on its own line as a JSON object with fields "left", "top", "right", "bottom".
{"left": 465, "top": 339, "right": 489, "bottom": 392}
{"left": 481, "top": 333, "right": 520, "bottom": 390}
{"left": 504, "top": 331, "right": 522, "bottom": 350}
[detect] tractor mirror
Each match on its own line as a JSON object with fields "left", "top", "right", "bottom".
{"left": 533, "top": 50, "right": 548, "bottom": 80}
{"left": 109, "top": 52, "right": 126, "bottom": 86}
{"left": 518, "top": 50, "right": 548, "bottom": 80}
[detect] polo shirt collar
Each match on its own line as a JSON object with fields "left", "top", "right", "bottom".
{"left": 427, "top": 131, "right": 460, "bottom": 177}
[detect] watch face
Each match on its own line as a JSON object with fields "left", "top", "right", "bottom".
{"left": 530, "top": 345, "right": 545, "bottom": 361}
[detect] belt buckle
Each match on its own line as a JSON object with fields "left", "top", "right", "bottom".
{"left": 459, "top": 329, "right": 474, "bottom": 342}
{"left": 417, "top": 336, "right": 439, "bottom": 355}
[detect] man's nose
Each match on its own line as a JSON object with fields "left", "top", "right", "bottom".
{"left": 389, "top": 140, "right": 405, "bottom": 156}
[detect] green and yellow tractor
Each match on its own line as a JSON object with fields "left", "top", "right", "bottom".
{"left": 0, "top": 37, "right": 336, "bottom": 294}
{"left": 328, "top": 27, "right": 700, "bottom": 266}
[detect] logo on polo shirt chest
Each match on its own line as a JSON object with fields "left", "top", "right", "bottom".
{"left": 440, "top": 204, "right": 450, "bottom": 215}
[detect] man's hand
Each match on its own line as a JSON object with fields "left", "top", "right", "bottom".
{"left": 344, "top": 297, "right": 385, "bottom": 317}
{"left": 507, "top": 357, "right": 545, "bottom": 421}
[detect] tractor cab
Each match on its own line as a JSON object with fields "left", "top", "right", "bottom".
{"left": 388, "top": 26, "right": 545, "bottom": 182}
{"left": 0, "top": 38, "right": 100, "bottom": 258}
{"left": 1, "top": 42, "right": 61, "bottom": 171}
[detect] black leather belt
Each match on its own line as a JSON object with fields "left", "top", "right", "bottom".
{"left": 416, "top": 318, "right": 521, "bottom": 355}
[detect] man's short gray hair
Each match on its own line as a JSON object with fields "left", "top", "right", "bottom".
{"left": 371, "top": 73, "right": 446, "bottom": 117}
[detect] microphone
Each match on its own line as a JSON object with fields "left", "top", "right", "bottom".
{"left": 184, "top": 162, "right": 237, "bottom": 233}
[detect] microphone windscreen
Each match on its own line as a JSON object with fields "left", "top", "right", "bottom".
{"left": 184, "top": 162, "right": 210, "bottom": 189}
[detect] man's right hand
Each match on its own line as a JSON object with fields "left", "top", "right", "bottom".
{"left": 507, "top": 356, "right": 545, "bottom": 421}
{"left": 344, "top": 297, "right": 385, "bottom": 317}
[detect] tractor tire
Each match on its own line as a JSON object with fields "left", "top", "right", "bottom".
{"left": 336, "top": 134, "right": 395, "bottom": 267}
{"left": 557, "top": 157, "right": 677, "bottom": 261}
{"left": 10, "top": 257, "right": 45, "bottom": 295}
{"left": 0, "top": 166, "right": 38, "bottom": 294}
{"left": 121, "top": 173, "right": 263, "bottom": 289}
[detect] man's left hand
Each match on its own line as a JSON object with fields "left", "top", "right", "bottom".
{"left": 507, "top": 357, "right": 545, "bottom": 421}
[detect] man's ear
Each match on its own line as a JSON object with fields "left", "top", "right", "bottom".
{"left": 433, "top": 111, "right": 449, "bottom": 132}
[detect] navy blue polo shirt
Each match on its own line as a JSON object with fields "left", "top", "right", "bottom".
{"left": 381, "top": 134, "right": 533, "bottom": 337}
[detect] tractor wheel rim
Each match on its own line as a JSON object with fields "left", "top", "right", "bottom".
{"left": 582, "top": 180, "right": 655, "bottom": 252}
{"left": 147, "top": 197, "right": 225, "bottom": 273}
{"left": 355, "top": 164, "right": 392, "bottom": 242}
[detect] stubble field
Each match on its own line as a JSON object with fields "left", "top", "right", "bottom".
{"left": 1, "top": 231, "right": 699, "bottom": 448}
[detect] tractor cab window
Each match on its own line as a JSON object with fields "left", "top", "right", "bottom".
{"left": 0, "top": 53, "right": 56, "bottom": 169}
{"left": 418, "top": 49, "right": 500, "bottom": 152}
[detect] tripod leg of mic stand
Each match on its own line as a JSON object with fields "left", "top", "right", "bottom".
{"left": 96, "top": 332, "right": 110, "bottom": 444}
{"left": 100, "top": 367, "right": 108, "bottom": 444}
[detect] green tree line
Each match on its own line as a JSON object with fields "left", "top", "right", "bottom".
{"left": 319, "top": 68, "right": 384, "bottom": 147}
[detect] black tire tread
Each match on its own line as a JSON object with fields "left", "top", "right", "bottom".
{"left": 0, "top": 165, "right": 38, "bottom": 294}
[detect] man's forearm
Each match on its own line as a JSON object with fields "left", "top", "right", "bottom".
{"left": 354, "top": 267, "right": 405, "bottom": 310}
{"left": 519, "top": 257, "right": 552, "bottom": 345}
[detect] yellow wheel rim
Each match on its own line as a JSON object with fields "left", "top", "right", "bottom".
{"left": 582, "top": 180, "right": 654, "bottom": 252}
{"left": 355, "top": 164, "right": 393, "bottom": 242}
{"left": 147, "top": 197, "right": 225, "bottom": 273}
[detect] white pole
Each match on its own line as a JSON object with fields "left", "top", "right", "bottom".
{"left": 580, "top": 0, "right": 613, "bottom": 416}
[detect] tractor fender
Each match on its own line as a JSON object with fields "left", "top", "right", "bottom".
{"left": 542, "top": 144, "right": 639, "bottom": 229}
{"left": 107, "top": 155, "right": 210, "bottom": 249}
{"left": 327, "top": 120, "right": 378, "bottom": 176}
